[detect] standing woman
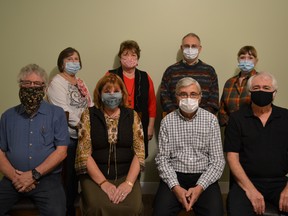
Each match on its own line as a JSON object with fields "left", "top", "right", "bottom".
{"left": 47, "top": 47, "right": 93, "bottom": 216}
{"left": 219, "top": 45, "right": 258, "bottom": 127}
{"left": 108, "top": 40, "right": 156, "bottom": 158}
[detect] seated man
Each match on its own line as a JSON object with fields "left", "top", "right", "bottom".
{"left": 224, "top": 72, "right": 288, "bottom": 215}
{"left": 0, "top": 64, "right": 69, "bottom": 216}
{"left": 153, "top": 77, "right": 225, "bottom": 216}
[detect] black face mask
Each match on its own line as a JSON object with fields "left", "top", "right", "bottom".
{"left": 250, "top": 90, "right": 274, "bottom": 107}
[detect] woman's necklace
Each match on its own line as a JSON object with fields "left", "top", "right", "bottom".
{"left": 104, "top": 108, "right": 120, "bottom": 118}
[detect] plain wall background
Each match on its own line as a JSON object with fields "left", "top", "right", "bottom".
{"left": 1, "top": 0, "right": 288, "bottom": 184}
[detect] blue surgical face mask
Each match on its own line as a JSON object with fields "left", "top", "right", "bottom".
{"left": 65, "top": 62, "right": 81, "bottom": 75}
{"left": 238, "top": 60, "right": 254, "bottom": 72}
{"left": 101, "top": 92, "right": 122, "bottom": 109}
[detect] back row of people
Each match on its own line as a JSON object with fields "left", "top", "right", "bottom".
{"left": 0, "top": 31, "right": 287, "bottom": 216}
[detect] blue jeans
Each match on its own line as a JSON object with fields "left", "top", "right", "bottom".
{"left": 0, "top": 174, "right": 65, "bottom": 216}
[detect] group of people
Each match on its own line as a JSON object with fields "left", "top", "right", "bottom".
{"left": 0, "top": 32, "right": 287, "bottom": 216}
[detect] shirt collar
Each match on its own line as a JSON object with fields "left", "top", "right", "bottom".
{"left": 18, "top": 100, "right": 48, "bottom": 117}
{"left": 182, "top": 59, "right": 199, "bottom": 66}
{"left": 245, "top": 104, "right": 281, "bottom": 119}
{"left": 237, "top": 69, "right": 257, "bottom": 79}
{"left": 176, "top": 108, "right": 199, "bottom": 121}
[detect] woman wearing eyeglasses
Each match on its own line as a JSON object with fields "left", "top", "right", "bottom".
{"left": 47, "top": 47, "right": 93, "bottom": 216}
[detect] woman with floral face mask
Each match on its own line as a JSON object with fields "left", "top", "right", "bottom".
{"left": 47, "top": 47, "right": 93, "bottom": 216}
{"left": 75, "top": 74, "right": 145, "bottom": 216}
{"left": 107, "top": 40, "right": 156, "bottom": 159}
{"left": 219, "top": 45, "right": 259, "bottom": 127}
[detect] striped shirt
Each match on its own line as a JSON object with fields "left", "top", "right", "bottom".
{"left": 160, "top": 60, "right": 219, "bottom": 115}
{"left": 155, "top": 108, "right": 225, "bottom": 190}
{"left": 218, "top": 70, "right": 257, "bottom": 126}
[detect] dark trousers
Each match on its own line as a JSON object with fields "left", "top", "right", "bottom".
{"left": 63, "top": 138, "right": 79, "bottom": 216}
{"left": 227, "top": 177, "right": 288, "bottom": 216}
{"left": 153, "top": 173, "right": 224, "bottom": 216}
{"left": 0, "top": 173, "right": 65, "bottom": 216}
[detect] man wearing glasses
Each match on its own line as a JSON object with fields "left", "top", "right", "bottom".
{"left": 0, "top": 64, "right": 69, "bottom": 216}
{"left": 153, "top": 77, "right": 225, "bottom": 216}
{"left": 160, "top": 32, "right": 219, "bottom": 115}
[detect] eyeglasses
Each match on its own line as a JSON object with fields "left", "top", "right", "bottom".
{"left": 20, "top": 80, "right": 45, "bottom": 87}
{"left": 177, "top": 92, "right": 201, "bottom": 99}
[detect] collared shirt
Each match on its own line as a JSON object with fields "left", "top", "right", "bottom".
{"left": 218, "top": 70, "right": 257, "bottom": 126}
{"left": 224, "top": 105, "right": 288, "bottom": 178}
{"left": 160, "top": 60, "right": 219, "bottom": 115}
{"left": 155, "top": 108, "right": 225, "bottom": 190}
{"left": 0, "top": 101, "right": 69, "bottom": 173}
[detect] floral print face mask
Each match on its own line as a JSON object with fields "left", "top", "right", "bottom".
{"left": 19, "top": 86, "right": 45, "bottom": 116}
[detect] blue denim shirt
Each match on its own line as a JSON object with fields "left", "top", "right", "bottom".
{"left": 0, "top": 101, "right": 69, "bottom": 173}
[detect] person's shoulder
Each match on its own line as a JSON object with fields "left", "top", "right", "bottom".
{"left": 48, "top": 74, "right": 65, "bottom": 86}
{"left": 1, "top": 105, "right": 21, "bottom": 117}
{"left": 120, "top": 106, "right": 134, "bottom": 116}
{"left": 136, "top": 68, "right": 151, "bottom": 79}
{"left": 165, "top": 61, "right": 183, "bottom": 71}
{"left": 197, "top": 108, "right": 218, "bottom": 120}
{"left": 229, "top": 104, "right": 251, "bottom": 119}
{"left": 161, "top": 110, "right": 178, "bottom": 123}
{"left": 198, "top": 59, "right": 216, "bottom": 71}
{"left": 50, "top": 73, "right": 62, "bottom": 82}
{"left": 41, "top": 101, "right": 65, "bottom": 114}
{"left": 136, "top": 68, "right": 147, "bottom": 74}
{"left": 272, "top": 105, "right": 288, "bottom": 115}
{"left": 225, "top": 73, "right": 239, "bottom": 83}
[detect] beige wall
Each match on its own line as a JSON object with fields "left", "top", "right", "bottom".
{"left": 1, "top": 0, "right": 288, "bottom": 184}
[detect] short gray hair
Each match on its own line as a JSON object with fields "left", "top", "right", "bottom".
{"left": 247, "top": 72, "right": 278, "bottom": 92}
{"left": 175, "top": 77, "right": 202, "bottom": 95}
{"left": 17, "top": 64, "right": 48, "bottom": 86}
{"left": 182, "top": 32, "right": 201, "bottom": 44}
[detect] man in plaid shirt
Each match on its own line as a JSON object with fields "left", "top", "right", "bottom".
{"left": 153, "top": 77, "right": 225, "bottom": 216}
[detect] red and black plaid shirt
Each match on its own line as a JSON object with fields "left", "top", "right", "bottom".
{"left": 218, "top": 70, "right": 257, "bottom": 126}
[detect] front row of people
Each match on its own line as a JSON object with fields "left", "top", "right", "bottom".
{"left": 0, "top": 64, "right": 287, "bottom": 216}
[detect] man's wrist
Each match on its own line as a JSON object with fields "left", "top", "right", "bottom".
{"left": 171, "top": 184, "right": 181, "bottom": 192}
{"left": 32, "top": 168, "right": 41, "bottom": 181}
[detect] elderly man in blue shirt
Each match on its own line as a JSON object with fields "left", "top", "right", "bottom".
{"left": 153, "top": 77, "right": 225, "bottom": 216}
{"left": 0, "top": 64, "right": 69, "bottom": 216}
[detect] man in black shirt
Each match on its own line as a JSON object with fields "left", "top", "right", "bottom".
{"left": 224, "top": 72, "right": 288, "bottom": 215}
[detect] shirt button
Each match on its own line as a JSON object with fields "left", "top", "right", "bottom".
{"left": 30, "top": 131, "right": 33, "bottom": 134}
{"left": 29, "top": 143, "right": 32, "bottom": 147}
{"left": 29, "top": 156, "right": 32, "bottom": 159}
